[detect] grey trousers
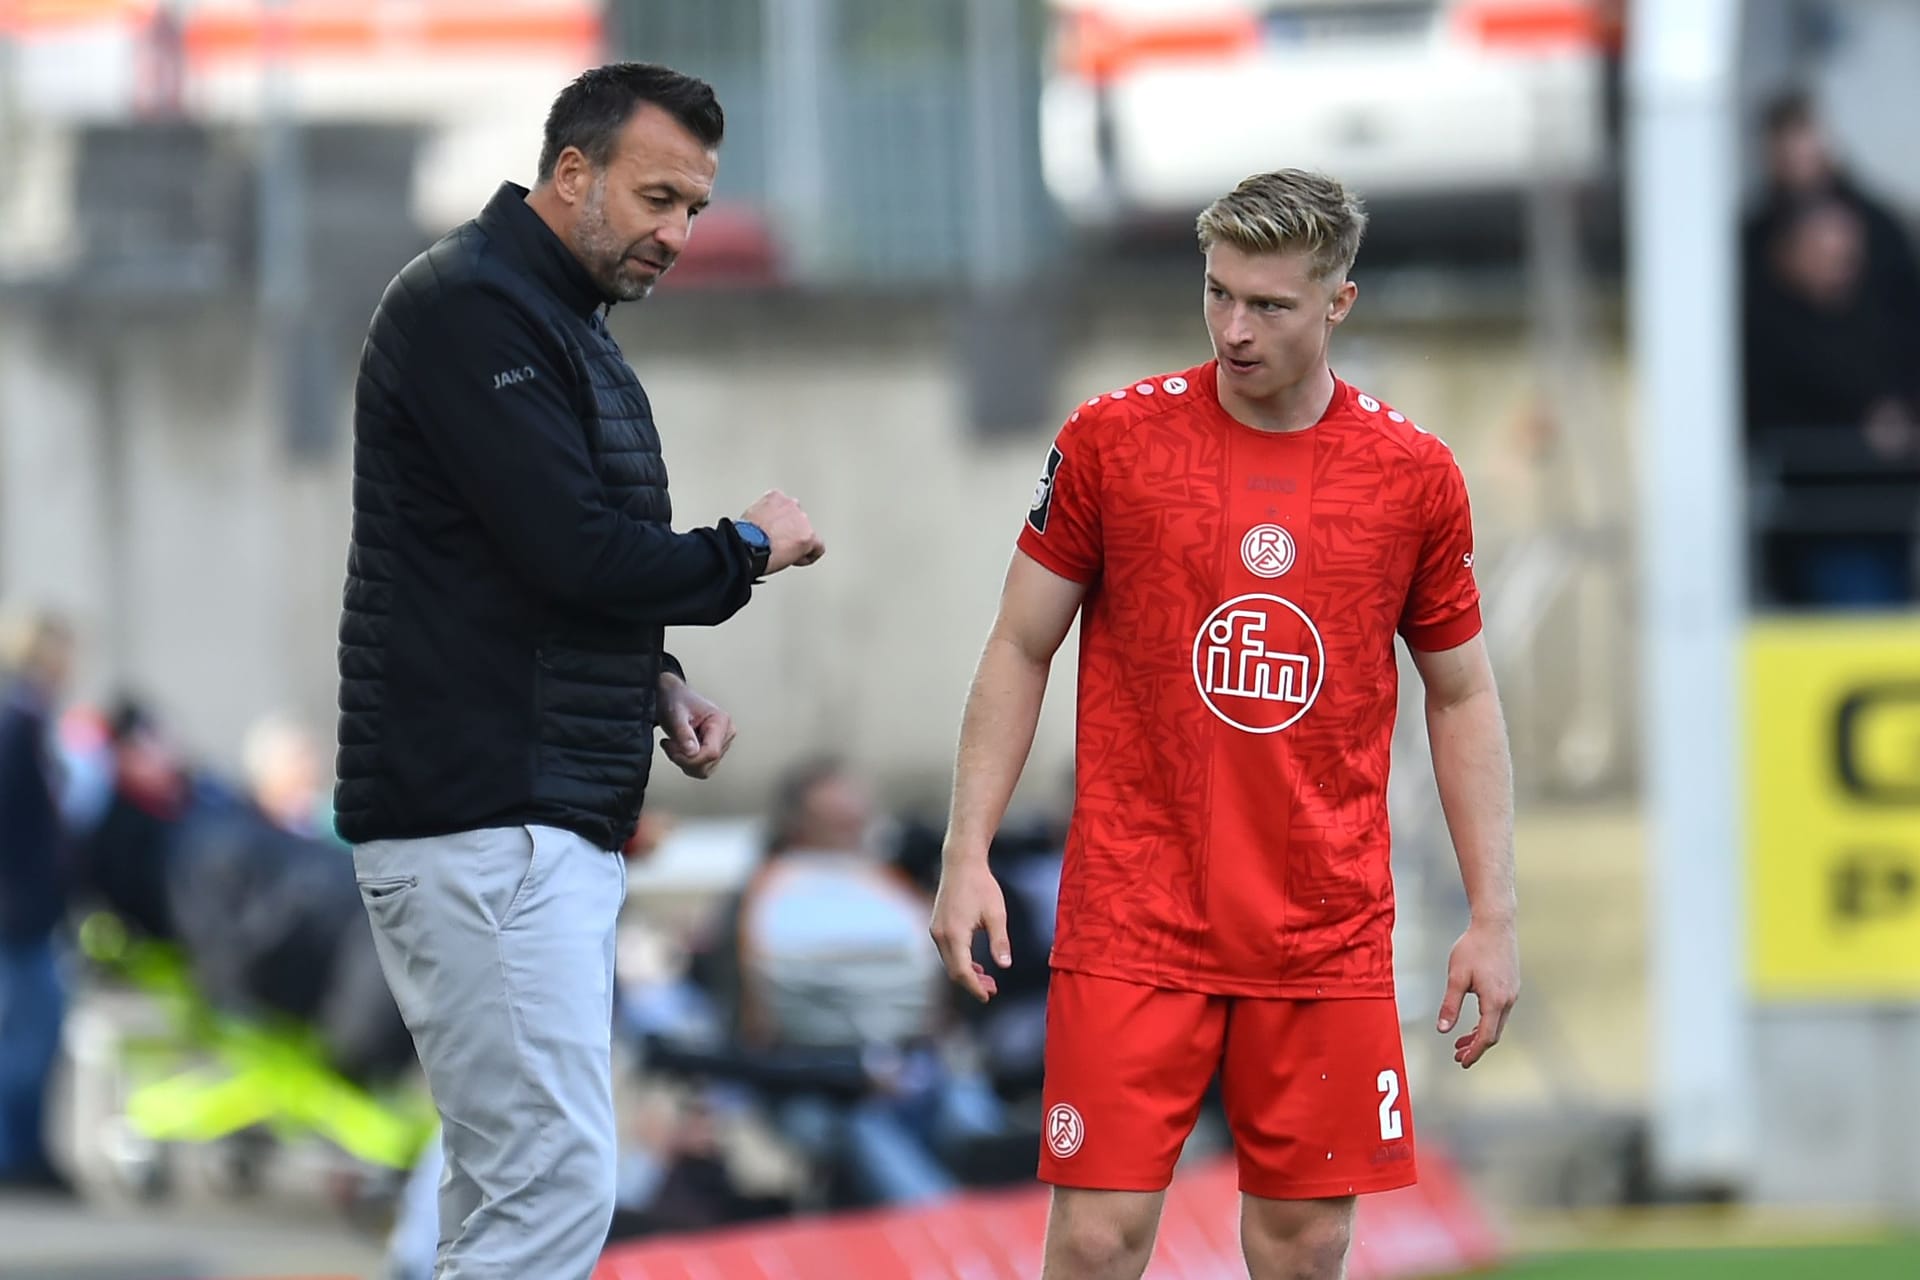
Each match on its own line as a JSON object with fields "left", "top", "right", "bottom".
{"left": 355, "top": 824, "right": 628, "bottom": 1280}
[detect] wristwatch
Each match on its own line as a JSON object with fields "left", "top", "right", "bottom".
{"left": 733, "top": 520, "right": 772, "bottom": 579}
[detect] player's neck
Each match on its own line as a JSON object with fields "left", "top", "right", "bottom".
{"left": 1216, "top": 363, "right": 1336, "bottom": 434}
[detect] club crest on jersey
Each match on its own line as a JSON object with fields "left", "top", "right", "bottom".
{"left": 1193, "top": 594, "right": 1325, "bottom": 734}
{"left": 1046, "top": 1103, "right": 1085, "bottom": 1158}
{"left": 1028, "top": 444, "right": 1064, "bottom": 534}
{"left": 1240, "top": 523, "right": 1296, "bottom": 578}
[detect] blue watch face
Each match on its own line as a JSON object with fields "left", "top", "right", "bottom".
{"left": 738, "top": 522, "right": 770, "bottom": 551}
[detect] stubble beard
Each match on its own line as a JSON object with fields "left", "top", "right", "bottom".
{"left": 574, "top": 179, "right": 655, "bottom": 304}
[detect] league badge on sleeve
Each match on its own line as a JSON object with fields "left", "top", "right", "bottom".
{"left": 1028, "top": 443, "right": 1064, "bottom": 534}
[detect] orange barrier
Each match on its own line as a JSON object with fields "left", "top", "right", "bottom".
{"left": 1454, "top": 0, "right": 1624, "bottom": 52}
{"left": 0, "top": 0, "right": 154, "bottom": 33}
{"left": 1059, "top": 9, "right": 1261, "bottom": 85}
{"left": 596, "top": 1151, "right": 1503, "bottom": 1279}
{"left": 182, "top": 4, "right": 601, "bottom": 64}
{"left": 1048, "top": 0, "right": 1620, "bottom": 85}
{"left": 0, "top": 0, "right": 601, "bottom": 61}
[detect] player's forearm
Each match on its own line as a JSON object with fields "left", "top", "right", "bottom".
{"left": 943, "top": 632, "right": 1051, "bottom": 863}
{"left": 1426, "top": 688, "right": 1517, "bottom": 924}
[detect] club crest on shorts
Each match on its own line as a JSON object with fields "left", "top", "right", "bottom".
{"left": 1046, "top": 1103, "right": 1085, "bottom": 1158}
{"left": 1193, "top": 594, "right": 1325, "bottom": 734}
{"left": 1240, "top": 523, "right": 1296, "bottom": 578}
{"left": 1028, "top": 444, "right": 1064, "bottom": 534}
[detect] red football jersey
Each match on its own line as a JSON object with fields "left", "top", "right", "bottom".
{"left": 1016, "top": 361, "right": 1482, "bottom": 997}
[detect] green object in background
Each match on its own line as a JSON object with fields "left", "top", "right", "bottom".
{"left": 1489, "top": 1240, "right": 1920, "bottom": 1279}
{"left": 76, "top": 910, "right": 437, "bottom": 1172}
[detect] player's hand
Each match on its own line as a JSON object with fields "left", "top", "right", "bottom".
{"left": 740, "top": 490, "right": 825, "bottom": 573}
{"left": 929, "top": 853, "right": 1012, "bottom": 1003}
{"left": 1438, "top": 916, "right": 1520, "bottom": 1068}
{"left": 656, "top": 674, "right": 736, "bottom": 780}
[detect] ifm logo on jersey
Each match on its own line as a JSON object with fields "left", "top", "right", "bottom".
{"left": 1193, "top": 524, "right": 1323, "bottom": 734}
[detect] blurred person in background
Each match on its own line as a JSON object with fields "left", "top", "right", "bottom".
{"left": 0, "top": 608, "right": 75, "bottom": 1189}
{"left": 931, "top": 170, "right": 1520, "bottom": 1280}
{"left": 241, "top": 711, "right": 333, "bottom": 839}
{"left": 1743, "top": 90, "right": 1920, "bottom": 610}
{"left": 605, "top": 1091, "right": 791, "bottom": 1238}
{"left": 1744, "top": 89, "right": 1920, "bottom": 356}
{"left": 171, "top": 713, "right": 413, "bottom": 1086}
{"left": 720, "top": 757, "right": 1002, "bottom": 1208}
{"left": 60, "top": 703, "right": 415, "bottom": 1088}
{"left": 336, "top": 61, "right": 824, "bottom": 1278}
{"left": 66, "top": 698, "right": 192, "bottom": 945}
{"left": 1745, "top": 195, "right": 1920, "bottom": 606}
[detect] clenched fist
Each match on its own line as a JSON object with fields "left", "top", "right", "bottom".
{"left": 740, "top": 489, "right": 825, "bottom": 573}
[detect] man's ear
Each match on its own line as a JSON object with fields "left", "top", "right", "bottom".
{"left": 1329, "top": 279, "right": 1358, "bottom": 325}
{"left": 550, "top": 146, "right": 593, "bottom": 206}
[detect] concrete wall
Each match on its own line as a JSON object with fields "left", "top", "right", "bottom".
{"left": 0, "top": 305, "right": 303, "bottom": 731}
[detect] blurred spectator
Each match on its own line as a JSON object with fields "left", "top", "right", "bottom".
{"left": 1744, "top": 89, "right": 1920, "bottom": 353}
{"left": 1745, "top": 195, "right": 1920, "bottom": 606}
{"left": 176, "top": 714, "right": 411, "bottom": 1085}
{"left": 68, "top": 698, "right": 193, "bottom": 944}
{"left": 735, "top": 760, "right": 935, "bottom": 1050}
{"left": 608, "top": 1092, "right": 788, "bottom": 1236}
{"left": 240, "top": 712, "right": 334, "bottom": 840}
{"left": 706, "top": 756, "right": 1004, "bottom": 1207}
{"left": 62, "top": 702, "right": 412, "bottom": 1088}
{"left": 53, "top": 704, "right": 115, "bottom": 835}
{"left": 1748, "top": 198, "right": 1920, "bottom": 435}
{"left": 0, "top": 608, "right": 75, "bottom": 1187}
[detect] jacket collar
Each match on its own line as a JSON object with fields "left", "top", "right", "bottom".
{"left": 476, "top": 181, "right": 608, "bottom": 320}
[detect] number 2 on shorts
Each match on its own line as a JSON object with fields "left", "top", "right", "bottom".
{"left": 1377, "top": 1069, "right": 1403, "bottom": 1141}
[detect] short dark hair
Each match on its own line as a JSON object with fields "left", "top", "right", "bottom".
{"left": 536, "top": 62, "right": 724, "bottom": 183}
{"left": 767, "top": 754, "right": 849, "bottom": 855}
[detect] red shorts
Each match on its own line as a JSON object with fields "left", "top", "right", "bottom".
{"left": 1038, "top": 970, "right": 1417, "bottom": 1199}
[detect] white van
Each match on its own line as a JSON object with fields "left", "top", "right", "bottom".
{"left": 1040, "top": 0, "right": 1621, "bottom": 228}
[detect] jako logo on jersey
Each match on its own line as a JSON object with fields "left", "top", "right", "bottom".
{"left": 492, "top": 365, "right": 536, "bottom": 389}
{"left": 1246, "top": 475, "right": 1297, "bottom": 493}
{"left": 1241, "top": 524, "right": 1296, "bottom": 578}
{"left": 1193, "top": 594, "right": 1325, "bottom": 734}
{"left": 1028, "top": 444, "right": 1064, "bottom": 534}
{"left": 1046, "top": 1103, "right": 1085, "bottom": 1159}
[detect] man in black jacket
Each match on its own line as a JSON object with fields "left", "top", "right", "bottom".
{"left": 338, "top": 63, "right": 821, "bottom": 1279}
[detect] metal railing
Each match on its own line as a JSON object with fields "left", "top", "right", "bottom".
{"left": 1746, "top": 422, "right": 1920, "bottom": 609}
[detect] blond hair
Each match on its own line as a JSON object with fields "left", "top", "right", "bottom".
{"left": 1195, "top": 169, "right": 1368, "bottom": 282}
{"left": 0, "top": 605, "right": 72, "bottom": 676}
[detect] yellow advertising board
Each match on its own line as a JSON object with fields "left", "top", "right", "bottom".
{"left": 1747, "top": 617, "right": 1920, "bottom": 1000}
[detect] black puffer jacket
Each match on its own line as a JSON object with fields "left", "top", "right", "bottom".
{"left": 336, "top": 182, "right": 757, "bottom": 852}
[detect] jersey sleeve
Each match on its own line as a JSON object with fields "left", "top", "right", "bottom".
{"left": 1015, "top": 413, "right": 1103, "bottom": 583}
{"left": 1398, "top": 450, "right": 1483, "bottom": 651}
